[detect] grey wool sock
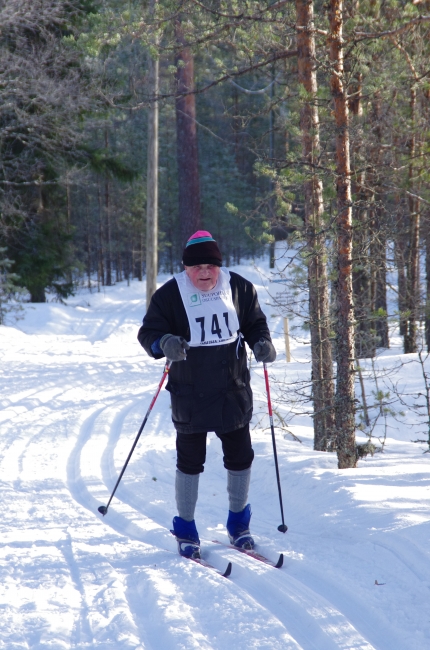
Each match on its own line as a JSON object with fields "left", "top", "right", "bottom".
{"left": 175, "top": 470, "right": 199, "bottom": 522}
{"left": 227, "top": 468, "right": 251, "bottom": 513}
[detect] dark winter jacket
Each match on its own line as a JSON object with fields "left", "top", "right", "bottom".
{"left": 137, "top": 271, "right": 272, "bottom": 434}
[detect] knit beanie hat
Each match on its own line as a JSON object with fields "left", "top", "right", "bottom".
{"left": 182, "top": 230, "right": 223, "bottom": 267}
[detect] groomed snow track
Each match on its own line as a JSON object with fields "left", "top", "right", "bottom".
{"left": 2, "top": 276, "right": 430, "bottom": 649}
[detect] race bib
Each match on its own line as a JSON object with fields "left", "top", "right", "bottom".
{"left": 174, "top": 268, "right": 240, "bottom": 347}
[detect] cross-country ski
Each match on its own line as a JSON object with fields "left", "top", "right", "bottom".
{"left": 212, "top": 539, "right": 284, "bottom": 569}
{"left": 188, "top": 556, "right": 233, "bottom": 578}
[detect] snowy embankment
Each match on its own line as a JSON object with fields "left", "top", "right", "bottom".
{"left": 1, "top": 262, "right": 430, "bottom": 649}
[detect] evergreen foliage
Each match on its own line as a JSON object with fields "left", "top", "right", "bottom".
{"left": 1, "top": 0, "right": 429, "bottom": 460}
{"left": 0, "top": 248, "right": 24, "bottom": 324}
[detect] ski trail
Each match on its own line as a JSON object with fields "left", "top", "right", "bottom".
{"left": 0, "top": 378, "right": 148, "bottom": 649}
{"left": 128, "top": 565, "right": 219, "bottom": 650}
{"left": 72, "top": 398, "right": 305, "bottom": 649}
{"left": 65, "top": 402, "right": 160, "bottom": 648}
{"left": 94, "top": 410, "right": 345, "bottom": 649}
{"left": 88, "top": 396, "right": 377, "bottom": 650}
{"left": 371, "top": 533, "right": 430, "bottom": 584}
{"left": 0, "top": 403, "right": 62, "bottom": 478}
{"left": 98, "top": 389, "right": 178, "bottom": 529}
{"left": 211, "top": 547, "right": 377, "bottom": 650}
{"left": 290, "top": 560, "right": 406, "bottom": 650}
{"left": 69, "top": 296, "right": 145, "bottom": 343}
{"left": 66, "top": 401, "right": 170, "bottom": 649}
{"left": 66, "top": 398, "right": 170, "bottom": 540}
{"left": 0, "top": 382, "right": 85, "bottom": 648}
{"left": 64, "top": 541, "right": 144, "bottom": 649}
{"left": 4, "top": 274, "right": 430, "bottom": 648}
{"left": 130, "top": 562, "right": 302, "bottom": 650}
{"left": 57, "top": 532, "right": 94, "bottom": 647}
{"left": 0, "top": 538, "right": 81, "bottom": 649}
{"left": 1, "top": 370, "right": 405, "bottom": 650}
{"left": 98, "top": 382, "right": 169, "bottom": 489}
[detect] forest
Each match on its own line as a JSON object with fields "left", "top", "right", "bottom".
{"left": 0, "top": 0, "right": 429, "bottom": 470}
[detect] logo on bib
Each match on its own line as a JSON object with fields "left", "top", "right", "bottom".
{"left": 188, "top": 292, "right": 201, "bottom": 307}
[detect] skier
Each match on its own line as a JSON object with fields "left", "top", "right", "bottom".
{"left": 137, "top": 231, "right": 276, "bottom": 558}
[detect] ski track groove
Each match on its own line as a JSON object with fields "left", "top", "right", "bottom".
{"left": 0, "top": 383, "right": 147, "bottom": 649}
{"left": 66, "top": 400, "right": 160, "bottom": 649}
{"left": 371, "top": 534, "right": 430, "bottom": 585}
{"left": 0, "top": 372, "right": 82, "bottom": 483}
{"left": 54, "top": 532, "right": 94, "bottom": 647}
{"left": 288, "top": 560, "right": 406, "bottom": 650}
{"left": 207, "top": 553, "right": 370, "bottom": 650}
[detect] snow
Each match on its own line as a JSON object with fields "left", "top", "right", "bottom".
{"left": 1, "top": 259, "right": 430, "bottom": 649}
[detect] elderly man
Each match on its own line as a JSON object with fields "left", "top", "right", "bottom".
{"left": 138, "top": 231, "right": 276, "bottom": 558}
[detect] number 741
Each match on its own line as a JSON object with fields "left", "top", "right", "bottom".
{"left": 195, "top": 313, "right": 232, "bottom": 342}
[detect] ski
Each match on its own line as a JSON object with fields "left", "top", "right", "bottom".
{"left": 171, "top": 534, "right": 232, "bottom": 577}
{"left": 212, "top": 539, "right": 283, "bottom": 569}
{"left": 188, "top": 555, "right": 232, "bottom": 578}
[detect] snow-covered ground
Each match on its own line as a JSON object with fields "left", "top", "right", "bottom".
{"left": 1, "top": 259, "right": 430, "bottom": 649}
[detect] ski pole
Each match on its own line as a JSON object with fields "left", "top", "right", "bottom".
{"left": 263, "top": 361, "right": 288, "bottom": 533}
{"left": 98, "top": 360, "right": 171, "bottom": 516}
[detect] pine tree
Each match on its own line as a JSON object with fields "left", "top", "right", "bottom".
{"left": 328, "top": 0, "right": 357, "bottom": 469}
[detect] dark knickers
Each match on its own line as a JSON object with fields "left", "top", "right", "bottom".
{"left": 176, "top": 424, "right": 254, "bottom": 475}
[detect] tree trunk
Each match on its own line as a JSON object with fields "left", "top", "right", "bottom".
{"left": 404, "top": 85, "right": 420, "bottom": 353}
{"left": 66, "top": 172, "right": 71, "bottom": 234}
{"left": 296, "top": 0, "right": 336, "bottom": 451}
{"left": 368, "top": 94, "right": 389, "bottom": 349}
{"left": 395, "top": 215, "right": 408, "bottom": 337}
{"left": 352, "top": 207, "right": 374, "bottom": 358}
{"left": 424, "top": 90, "right": 430, "bottom": 351}
{"left": 104, "top": 175, "right": 112, "bottom": 286}
{"left": 85, "top": 192, "right": 92, "bottom": 291}
{"left": 350, "top": 73, "right": 375, "bottom": 359}
{"left": 115, "top": 211, "right": 122, "bottom": 283}
{"left": 425, "top": 215, "right": 430, "bottom": 351}
{"left": 175, "top": 18, "right": 201, "bottom": 247}
{"left": 97, "top": 181, "right": 105, "bottom": 288}
{"left": 138, "top": 226, "right": 143, "bottom": 281}
{"left": 328, "top": 0, "right": 357, "bottom": 469}
{"left": 370, "top": 204, "right": 389, "bottom": 348}
{"left": 29, "top": 285, "right": 46, "bottom": 303}
{"left": 146, "top": 0, "right": 159, "bottom": 305}
{"left": 269, "top": 69, "right": 276, "bottom": 270}
{"left": 104, "top": 129, "right": 112, "bottom": 286}
{"left": 405, "top": 197, "right": 420, "bottom": 353}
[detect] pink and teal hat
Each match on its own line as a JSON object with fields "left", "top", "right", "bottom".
{"left": 182, "top": 230, "right": 223, "bottom": 267}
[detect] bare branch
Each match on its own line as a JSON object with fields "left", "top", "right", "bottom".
{"left": 354, "top": 14, "right": 430, "bottom": 40}
{"left": 130, "top": 48, "right": 298, "bottom": 109}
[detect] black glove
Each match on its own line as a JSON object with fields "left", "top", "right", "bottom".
{"left": 253, "top": 338, "right": 276, "bottom": 363}
{"left": 160, "top": 334, "right": 190, "bottom": 362}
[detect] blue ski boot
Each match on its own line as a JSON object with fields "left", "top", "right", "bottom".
{"left": 227, "top": 504, "right": 255, "bottom": 550}
{"left": 171, "top": 516, "right": 201, "bottom": 559}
